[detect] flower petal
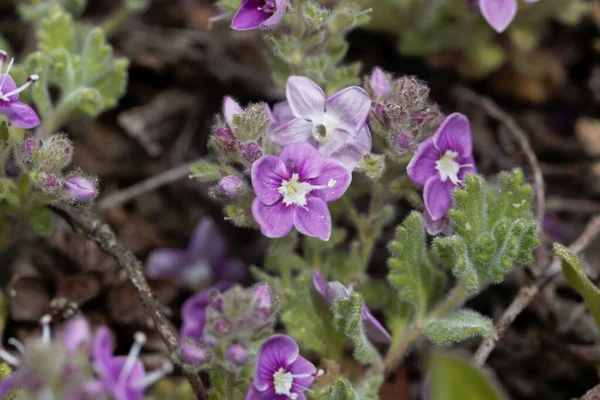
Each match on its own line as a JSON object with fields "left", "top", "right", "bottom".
{"left": 181, "top": 288, "right": 212, "bottom": 341}
{"left": 223, "top": 96, "right": 244, "bottom": 127}
{"left": 479, "top": 0, "right": 518, "bottom": 33}
{"left": 260, "top": 0, "right": 288, "bottom": 28}
{"left": 271, "top": 101, "right": 295, "bottom": 125}
{"left": 92, "top": 326, "right": 114, "bottom": 373}
{"left": 289, "top": 355, "right": 317, "bottom": 391}
{"left": 423, "top": 210, "right": 451, "bottom": 236}
{"left": 325, "top": 281, "right": 350, "bottom": 304}
{"left": 215, "top": 257, "right": 248, "bottom": 284}
{"left": 251, "top": 155, "right": 288, "bottom": 206}
{"left": 245, "top": 385, "right": 277, "bottom": 400}
{"left": 188, "top": 217, "right": 227, "bottom": 262}
{"left": 63, "top": 316, "right": 92, "bottom": 355}
{"left": 458, "top": 155, "right": 478, "bottom": 181}
{"left": 308, "top": 159, "right": 351, "bottom": 203}
{"left": 0, "top": 371, "right": 21, "bottom": 396}
{"left": 0, "top": 101, "right": 40, "bottom": 129}
{"left": 327, "top": 126, "right": 372, "bottom": 171}
{"left": 362, "top": 307, "right": 392, "bottom": 344}
{"left": 286, "top": 76, "right": 326, "bottom": 119}
{"left": 145, "top": 248, "right": 187, "bottom": 279}
{"left": 278, "top": 142, "right": 324, "bottom": 180}
{"left": 252, "top": 198, "right": 295, "bottom": 238}
{"left": 270, "top": 118, "right": 313, "bottom": 147}
{"left": 232, "top": 0, "right": 271, "bottom": 30}
{"left": 317, "top": 128, "right": 352, "bottom": 158}
{"left": 406, "top": 137, "right": 439, "bottom": 185}
{"left": 433, "top": 113, "right": 472, "bottom": 158}
{"left": 254, "top": 335, "right": 300, "bottom": 390}
{"left": 423, "top": 177, "right": 454, "bottom": 221}
{"left": 0, "top": 74, "right": 18, "bottom": 101}
{"left": 293, "top": 197, "right": 332, "bottom": 241}
{"left": 325, "top": 86, "right": 371, "bottom": 136}
{"left": 369, "top": 67, "right": 391, "bottom": 100}
{"left": 311, "top": 271, "right": 327, "bottom": 298}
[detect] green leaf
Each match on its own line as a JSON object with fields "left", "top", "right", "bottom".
{"left": 388, "top": 212, "right": 445, "bottom": 319}
{"left": 37, "top": 5, "right": 76, "bottom": 54}
{"left": 554, "top": 243, "right": 600, "bottom": 328}
{"left": 428, "top": 352, "right": 509, "bottom": 400}
{"left": 26, "top": 207, "right": 53, "bottom": 236}
{"left": 320, "top": 378, "right": 356, "bottom": 400}
{"left": 433, "top": 171, "right": 539, "bottom": 292}
{"left": 333, "top": 292, "right": 380, "bottom": 364}
{"left": 0, "top": 178, "right": 21, "bottom": 207}
{"left": 264, "top": 234, "right": 310, "bottom": 273}
{"left": 207, "top": 370, "right": 247, "bottom": 400}
{"left": 189, "top": 161, "right": 222, "bottom": 182}
{"left": 355, "top": 375, "right": 383, "bottom": 400}
{"left": 216, "top": 0, "right": 241, "bottom": 12}
{"left": 18, "top": 0, "right": 86, "bottom": 21}
{"left": 281, "top": 273, "right": 344, "bottom": 358}
{"left": 425, "top": 309, "right": 494, "bottom": 346}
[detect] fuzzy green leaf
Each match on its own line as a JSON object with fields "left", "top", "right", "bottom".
{"left": 189, "top": 161, "right": 222, "bottom": 182}
{"left": 388, "top": 212, "right": 445, "bottom": 319}
{"left": 207, "top": 370, "right": 247, "bottom": 400}
{"left": 281, "top": 273, "right": 344, "bottom": 358}
{"left": 433, "top": 171, "right": 538, "bottom": 292}
{"left": 265, "top": 234, "right": 310, "bottom": 273}
{"left": 555, "top": 243, "right": 600, "bottom": 328}
{"left": 355, "top": 376, "right": 383, "bottom": 400}
{"left": 425, "top": 309, "right": 494, "bottom": 345}
{"left": 0, "top": 178, "right": 21, "bottom": 207}
{"left": 333, "top": 292, "right": 380, "bottom": 364}
{"left": 320, "top": 378, "right": 356, "bottom": 400}
{"left": 18, "top": 0, "right": 86, "bottom": 21}
{"left": 26, "top": 207, "right": 53, "bottom": 236}
{"left": 37, "top": 5, "right": 76, "bottom": 54}
{"left": 428, "top": 352, "right": 509, "bottom": 400}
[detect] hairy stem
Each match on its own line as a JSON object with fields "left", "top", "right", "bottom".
{"left": 383, "top": 283, "right": 469, "bottom": 375}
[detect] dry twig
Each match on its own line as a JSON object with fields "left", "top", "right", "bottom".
{"left": 50, "top": 204, "right": 208, "bottom": 400}
{"left": 472, "top": 214, "right": 600, "bottom": 366}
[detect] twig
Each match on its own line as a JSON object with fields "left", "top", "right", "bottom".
{"left": 453, "top": 87, "right": 545, "bottom": 230}
{"left": 472, "top": 214, "right": 600, "bottom": 366}
{"left": 50, "top": 204, "right": 208, "bottom": 400}
{"left": 546, "top": 197, "right": 600, "bottom": 214}
{"left": 97, "top": 160, "right": 200, "bottom": 211}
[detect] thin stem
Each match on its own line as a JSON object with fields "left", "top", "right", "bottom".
{"left": 383, "top": 283, "right": 469, "bottom": 375}
{"left": 102, "top": 2, "right": 144, "bottom": 36}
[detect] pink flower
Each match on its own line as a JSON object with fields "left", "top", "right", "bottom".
{"left": 245, "top": 335, "right": 319, "bottom": 400}
{"left": 0, "top": 51, "right": 40, "bottom": 129}
{"left": 232, "top": 0, "right": 288, "bottom": 31}
{"left": 271, "top": 76, "right": 372, "bottom": 171}
{"left": 407, "top": 113, "right": 476, "bottom": 221}
{"left": 478, "top": 0, "right": 539, "bottom": 33}
{"left": 251, "top": 142, "right": 351, "bottom": 241}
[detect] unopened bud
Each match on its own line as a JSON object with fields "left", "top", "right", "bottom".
{"left": 214, "top": 126, "right": 237, "bottom": 153}
{"left": 226, "top": 344, "right": 248, "bottom": 366}
{"left": 36, "top": 172, "right": 61, "bottom": 193}
{"left": 38, "top": 135, "right": 73, "bottom": 171}
{"left": 253, "top": 283, "right": 271, "bottom": 311}
{"left": 369, "top": 67, "right": 391, "bottom": 101}
{"left": 240, "top": 141, "right": 262, "bottom": 164}
{"left": 393, "top": 132, "right": 416, "bottom": 154}
{"left": 218, "top": 176, "right": 244, "bottom": 198}
{"left": 208, "top": 291, "right": 224, "bottom": 312}
{"left": 63, "top": 177, "right": 98, "bottom": 201}
{"left": 21, "top": 138, "right": 39, "bottom": 159}
{"left": 213, "top": 319, "right": 232, "bottom": 336}
{"left": 181, "top": 343, "right": 207, "bottom": 366}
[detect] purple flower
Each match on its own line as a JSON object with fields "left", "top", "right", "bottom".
{"left": 232, "top": 0, "right": 287, "bottom": 31}
{"left": 271, "top": 76, "right": 372, "bottom": 171}
{"left": 369, "top": 67, "right": 391, "bottom": 101}
{"left": 92, "top": 328, "right": 172, "bottom": 400}
{"left": 422, "top": 210, "right": 452, "bottom": 236}
{"left": 245, "top": 335, "right": 319, "bottom": 400}
{"left": 180, "top": 288, "right": 213, "bottom": 342}
{"left": 145, "top": 217, "right": 247, "bottom": 288}
{"left": 0, "top": 52, "right": 40, "bottom": 129}
{"left": 312, "top": 271, "right": 391, "bottom": 344}
{"left": 479, "top": 0, "right": 539, "bottom": 33}
{"left": 251, "top": 142, "right": 351, "bottom": 241}
{"left": 407, "top": 113, "right": 476, "bottom": 221}
{"left": 63, "top": 177, "right": 98, "bottom": 202}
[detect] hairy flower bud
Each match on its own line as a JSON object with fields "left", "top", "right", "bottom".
{"left": 240, "top": 140, "right": 263, "bottom": 164}
{"left": 218, "top": 176, "right": 244, "bottom": 198}
{"left": 35, "top": 134, "right": 73, "bottom": 171}
{"left": 213, "top": 319, "right": 232, "bottom": 336}
{"left": 213, "top": 126, "right": 238, "bottom": 154}
{"left": 226, "top": 344, "right": 248, "bottom": 365}
{"left": 63, "top": 177, "right": 98, "bottom": 202}
{"left": 393, "top": 132, "right": 417, "bottom": 154}
{"left": 21, "top": 138, "right": 39, "bottom": 158}
{"left": 34, "top": 172, "right": 61, "bottom": 194}
{"left": 181, "top": 343, "right": 207, "bottom": 366}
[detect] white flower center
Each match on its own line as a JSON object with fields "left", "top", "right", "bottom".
{"left": 278, "top": 173, "right": 336, "bottom": 207}
{"left": 435, "top": 150, "right": 461, "bottom": 184}
{"left": 273, "top": 368, "right": 295, "bottom": 397}
{"left": 311, "top": 113, "right": 339, "bottom": 142}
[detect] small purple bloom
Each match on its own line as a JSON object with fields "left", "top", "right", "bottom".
{"left": 232, "top": 0, "right": 288, "bottom": 31}
{"left": 92, "top": 328, "right": 172, "bottom": 400}
{"left": 219, "top": 175, "right": 245, "bottom": 198}
{"left": 369, "top": 67, "right": 391, "bottom": 101}
{"left": 63, "top": 177, "right": 98, "bottom": 202}
{"left": 145, "top": 217, "right": 247, "bottom": 288}
{"left": 245, "top": 335, "right": 318, "bottom": 400}
{"left": 226, "top": 344, "right": 248, "bottom": 365}
{"left": 271, "top": 76, "right": 372, "bottom": 171}
{"left": 312, "top": 271, "right": 391, "bottom": 344}
{"left": 407, "top": 113, "right": 476, "bottom": 221}
{"left": 479, "top": 0, "right": 539, "bottom": 33}
{"left": 180, "top": 284, "right": 231, "bottom": 342}
{"left": 251, "top": 142, "right": 351, "bottom": 241}
{"left": 0, "top": 52, "right": 40, "bottom": 129}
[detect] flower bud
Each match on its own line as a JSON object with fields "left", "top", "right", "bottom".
{"left": 213, "top": 126, "right": 237, "bottom": 153}
{"left": 63, "top": 177, "right": 98, "bottom": 202}
{"left": 393, "top": 132, "right": 416, "bottom": 154}
{"left": 218, "top": 176, "right": 244, "bottom": 198}
{"left": 181, "top": 343, "right": 207, "bottom": 366}
{"left": 369, "top": 67, "right": 391, "bottom": 101}
{"left": 213, "top": 319, "right": 232, "bottom": 336}
{"left": 35, "top": 172, "right": 61, "bottom": 194}
{"left": 226, "top": 344, "right": 248, "bottom": 366}
{"left": 21, "top": 138, "right": 39, "bottom": 159}
{"left": 37, "top": 134, "right": 73, "bottom": 171}
{"left": 253, "top": 283, "right": 272, "bottom": 311}
{"left": 240, "top": 141, "right": 263, "bottom": 164}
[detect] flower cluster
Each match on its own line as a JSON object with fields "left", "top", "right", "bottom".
{"left": 0, "top": 316, "right": 171, "bottom": 399}
{"left": 179, "top": 283, "right": 278, "bottom": 372}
